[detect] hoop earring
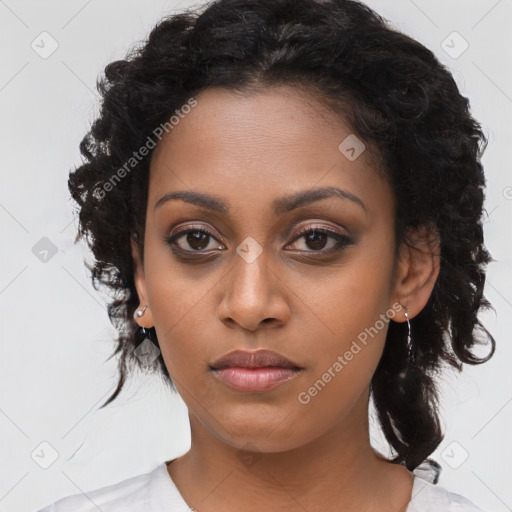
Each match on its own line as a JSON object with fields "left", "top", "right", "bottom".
{"left": 404, "top": 309, "right": 414, "bottom": 364}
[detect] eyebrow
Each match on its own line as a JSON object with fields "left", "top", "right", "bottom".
{"left": 154, "top": 186, "right": 367, "bottom": 214}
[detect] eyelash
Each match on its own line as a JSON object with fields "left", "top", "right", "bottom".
{"left": 165, "top": 224, "right": 353, "bottom": 257}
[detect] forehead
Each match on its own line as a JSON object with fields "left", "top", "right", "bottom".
{"left": 148, "top": 86, "right": 390, "bottom": 216}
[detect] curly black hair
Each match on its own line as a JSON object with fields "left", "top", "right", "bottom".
{"left": 69, "top": 0, "right": 495, "bottom": 482}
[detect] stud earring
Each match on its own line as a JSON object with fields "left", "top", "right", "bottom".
{"left": 134, "top": 305, "right": 147, "bottom": 319}
{"left": 134, "top": 306, "right": 149, "bottom": 335}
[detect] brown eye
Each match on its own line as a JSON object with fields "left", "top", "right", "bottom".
{"left": 166, "top": 228, "right": 224, "bottom": 252}
{"left": 286, "top": 226, "right": 353, "bottom": 253}
{"left": 185, "top": 231, "right": 210, "bottom": 250}
{"left": 303, "top": 230, "right": 329, "bottom": 250}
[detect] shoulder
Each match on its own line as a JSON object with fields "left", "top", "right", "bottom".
{"left": 407, "top": 476, "right": 484, "bottom": 512}
{"left": 35, "top": 464, "right": 160, "bottom": 512}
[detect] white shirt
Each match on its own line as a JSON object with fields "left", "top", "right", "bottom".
{"left": 36, "top": 460, "right": 483, "bottom": 511}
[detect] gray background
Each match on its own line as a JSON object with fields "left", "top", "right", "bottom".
{"left": 0, "top": 0, "right": 510, "bottom": 510}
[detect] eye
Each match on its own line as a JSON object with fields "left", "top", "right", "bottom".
{"left": 285, "top": 225, "right": 353, "bottom": 253}
{"left": 165, "top": 224, "right": 353, "bottom": 256}
{"left": 166, "top": 227, "right": 224, "bottom": 253}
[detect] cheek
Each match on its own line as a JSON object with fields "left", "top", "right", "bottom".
{"left": 286, "top": 274, "right": 394, "bottom": 440}
{"left": 299, "top": 281, "right": 390, "bottom": 398}
{"left": 301, "top": 238, "right": 395, "bottom": 335}
{"left": 295, "top": 238, "right": 396, "bottom": 381}
{"left": 143, "top": 242, "right": 216, "bottom": 370}
{"left": 150, "top": 286, "right": 214, "bottom": 377}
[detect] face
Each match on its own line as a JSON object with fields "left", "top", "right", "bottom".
{"left": 132, "top": 86, "right": 414, "bottom": 453}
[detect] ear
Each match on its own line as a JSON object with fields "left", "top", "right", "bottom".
{"left": 131, "top": 237, "right": 154, "bottom": 328}
{"left": 389, "top": 222, "right": 440, "bottom": 321}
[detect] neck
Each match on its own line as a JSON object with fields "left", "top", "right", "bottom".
{"left": 167, "top": 390, "right": 414, "bottom": 512}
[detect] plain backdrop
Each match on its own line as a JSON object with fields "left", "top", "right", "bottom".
{"left": 0, "top": 1, "right": 511, "bottom": 511}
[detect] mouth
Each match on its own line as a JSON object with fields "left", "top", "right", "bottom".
{"left": 209, "top": 349, "right": 303, "bottom": 393}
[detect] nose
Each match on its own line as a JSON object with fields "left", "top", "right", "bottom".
{"left": 217, "top": 246, "right": 291, "bottom": 332}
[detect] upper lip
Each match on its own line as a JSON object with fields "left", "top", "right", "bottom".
{"left": 210, "top": 349, "right": 302, "bottom": 370}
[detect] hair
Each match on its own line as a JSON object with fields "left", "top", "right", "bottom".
{"left": 69, "top": 0, "right": 495, "bottom": 483}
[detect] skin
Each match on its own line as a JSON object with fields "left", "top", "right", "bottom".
{"left": 131, "top": 86, "right": 440, "bottom": 512}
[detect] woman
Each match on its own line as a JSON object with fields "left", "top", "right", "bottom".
{"left": 37, "top": 0, "right": 495, "bottom": 510}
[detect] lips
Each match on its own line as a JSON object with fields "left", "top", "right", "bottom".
{"left": 209, "top": 349, "right": 304, "bottom": 392}
{"left": 209, "top": 349, "right": 302, "bottom": 370}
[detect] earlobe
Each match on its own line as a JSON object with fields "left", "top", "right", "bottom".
{"left": 131, "top": 237, "right": 154, "bottom": 328}
{"left": 390, "top": 223, "right": 440, "bottom": 321}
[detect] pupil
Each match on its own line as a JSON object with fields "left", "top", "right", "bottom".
{"left": 187, "top": 231, "right": 209, "bottom": 250}
{"left": 307, "top": 231, "right": 327, "bottom": 250}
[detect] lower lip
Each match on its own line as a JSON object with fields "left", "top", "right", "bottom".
{"left": 211, "top": 367, "right": 301, "bottom": 392}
